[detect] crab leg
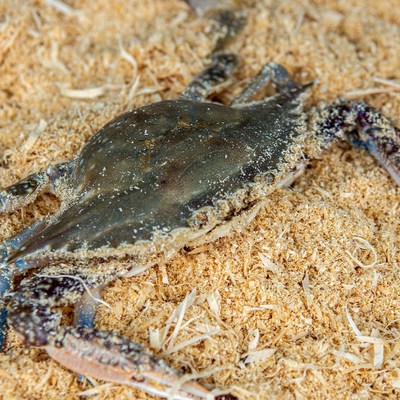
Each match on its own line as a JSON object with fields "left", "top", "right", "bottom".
{"left": 0, "top": 218, "right": 54, "bottom": 349}
{"left": 73, "top": 286, "right": 104, "bottom": 383}
{"left": 0, "top": 169, "right": 75, "bottom": 349}
{"left": 7, "top": 274, "right": 228, "bottom": 399}
{"left": 0, "top": 219, "right": 51, "bottom": 265}
{"left": 0, "top": 267, "right": 12, "bottom": 348}
{"left": 180, "top": 53, "right": 237, "bottom": 101}
{"left": 0, "top": 159, "right": 74, "bottom": 213}
{"left": 184, "top": 0, "right": 246, "bottom": 52}
{"left": 74, "top": 286, "right": 102, "bottom": 329}
{"left": 231, "top": 62, "right": 302, "bottom": 105}
{"left": 311, "top": 101, "right": 400, "bottom": 185}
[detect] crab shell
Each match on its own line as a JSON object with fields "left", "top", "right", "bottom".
{"left": 10, "top": 90, "right": 308, "bottom": 271}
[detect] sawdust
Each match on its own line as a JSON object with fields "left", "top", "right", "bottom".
{"left": 0, "top": 0, "right": 399, "bottom": 399}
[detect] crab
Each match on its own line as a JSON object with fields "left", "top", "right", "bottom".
{"left": 1, "top": 11, "right": 400, "bottom": 400}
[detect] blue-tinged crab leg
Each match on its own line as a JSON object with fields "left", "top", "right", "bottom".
{"left": 0, "top": 219, "right": 50, "bottom": 265}
{"left": 74, "top": 287, "right": 104, "bottom": 384}
{"left": 8, "top": 275, "right": 234, "bottom": 399}
{"left": 0, "top": 159, "right": 74, "bottom": 213}
{"left": 0, "top": 159, "right": 74, "bottom": 348}
{"left": 0, "top": 268, "right": 12, "bottom": 348}
{"left": 311, "top": 101, "right": 400, "bottom": 185}
{"left": 74, "top": 286, "right": 103, "bottom": 329}
{"left": 180, "top": 53, "right": 238, "bottom": 101}
{"left": 231, "top": 62, "right": 302, "bottom": 105}
{"left": 0, "top": 218, "right": 52, "bottom": 349}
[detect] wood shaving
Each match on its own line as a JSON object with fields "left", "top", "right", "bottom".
{"left": 0, "top": 0, "right": 399, "bottom": 399}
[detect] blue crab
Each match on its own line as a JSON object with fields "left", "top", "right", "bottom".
{"left": 1, "top": 9, "right": 400, "bottom": 400}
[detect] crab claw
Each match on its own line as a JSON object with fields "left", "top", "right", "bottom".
{"left": 45, "top": 327, "right": 221, "bottom": 399}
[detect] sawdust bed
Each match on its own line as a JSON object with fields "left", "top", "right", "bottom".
{"left": 0, "top": 0, "right": 399, "bottom": 399}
